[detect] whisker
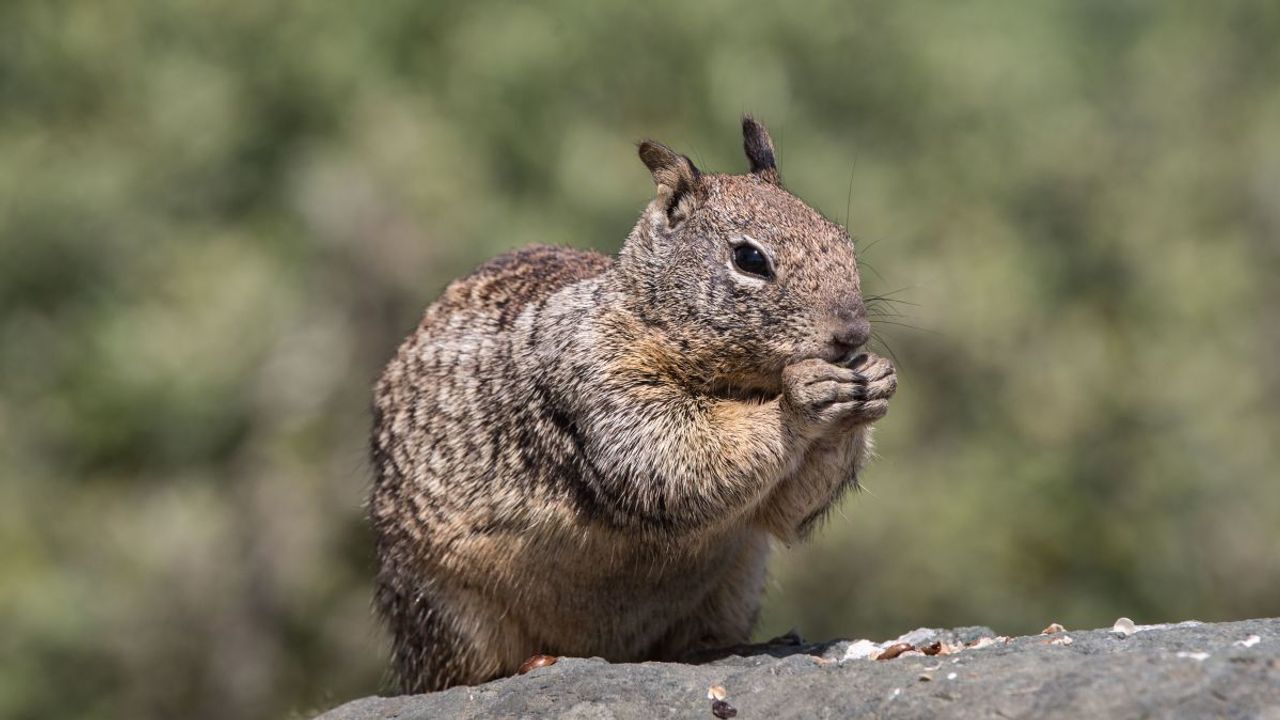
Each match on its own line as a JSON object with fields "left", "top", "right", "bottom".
{"left": 843, "top": 154, "right": 859, "bottom": 230}
{"left": 857, "top": 236, "right": 888, "bottom": 256}
{"left": 865, "top": 303, "right": 907, "bottom": 318}
{"left": 869, "top": 332, "right": 903, "bottom": 368}
{"left": 871, "top": 319, "right": 935, "bottom": 334}
{"left": 865, "top": 286, "right": 917, "bottom": 299}
{"left": 863, "top": 293, "right": 917, "bottom": 307}
{"left": 859, "top": 258, "right": 888, "bottom": 284}
{"left": 865, "top": 299, "right": 916, "bottom": 314}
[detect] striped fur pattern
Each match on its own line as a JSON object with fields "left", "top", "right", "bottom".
{"left": 369, "top": 117, "right": 897, "bottom": 692}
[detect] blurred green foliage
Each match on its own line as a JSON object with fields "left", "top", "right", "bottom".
{"left": 2, "top": 1, "right": 1279, "bottom": 718}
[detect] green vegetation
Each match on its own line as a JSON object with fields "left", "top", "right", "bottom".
{"left": 2, "top": 2, "right": 1278, "bottom": 718}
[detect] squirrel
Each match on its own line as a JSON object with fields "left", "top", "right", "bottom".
{"left": 369, "top": 116, "right": 898, "bottom": 693}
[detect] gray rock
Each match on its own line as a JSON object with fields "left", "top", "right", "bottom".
{"left": 316, "top": 618, "right": 1280, "bottom": 719}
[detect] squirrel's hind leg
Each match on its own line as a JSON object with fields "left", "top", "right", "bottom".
{"left": 376, "top": 576, "right": 517, "bottom": 694}
{"left": 645, "top": 530, "right": 771, "bottom": 662}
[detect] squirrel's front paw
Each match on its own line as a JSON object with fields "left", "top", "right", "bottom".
{"left": 782, "top": 354, "right": 897, "bottom": 430}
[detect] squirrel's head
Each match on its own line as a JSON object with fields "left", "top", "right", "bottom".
{"left": 618, "top": 116, "right": 869, "bottom": 392}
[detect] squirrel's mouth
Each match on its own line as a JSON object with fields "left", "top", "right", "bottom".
{"left": 823, "top": 342, "right": 867, "bottom": 368}
{"left": 837, "top": 348, "right": 869, "bottom": 368}
{"left": 790, "top": 341, "right": 864, "bottom": 369}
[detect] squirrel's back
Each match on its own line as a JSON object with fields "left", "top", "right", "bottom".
{"left": 369, "top": 244, "right": 619, "bottom": 690}
{"left": 370, "top": 243, "right": 611, "bottom": 548}
{"left": 423, "top": 244, "right": 611, "bottom": 332}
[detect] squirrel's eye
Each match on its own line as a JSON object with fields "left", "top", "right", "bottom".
{"left": 732, "top": 244, "right": 773, "bottom": 279}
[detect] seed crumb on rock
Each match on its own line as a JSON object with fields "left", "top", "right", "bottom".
{"left": 1113, "top": 617, "right": 1138, "bottom": 637}
{"left": 877, "top": 643, "right": 915, "bottom": 661}
{"left": 710, "top": 699, "right": 738, "bottom": 718}
{"left": 517, "top": 654, "right": 557, "bottom": 674}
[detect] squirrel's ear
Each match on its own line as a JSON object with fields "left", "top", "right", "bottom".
{"left": 742, "top": 115, "right": 781, "bottom": 185}
{"left": 638, "top": 140, "right": 701, "bottom": 224}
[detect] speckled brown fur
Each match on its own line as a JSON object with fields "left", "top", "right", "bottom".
{"left": 369, "top": 116, "right": 897, "bottom": 693}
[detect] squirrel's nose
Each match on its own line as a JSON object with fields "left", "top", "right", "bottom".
{"left": 829, "top": 301, "right": 870, "bottom": 358}
{"left": 831, "top": 317, "right": 871, "bottom": 353}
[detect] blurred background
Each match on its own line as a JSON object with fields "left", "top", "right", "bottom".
{"left": 3, "top": 1, "right": 1279, "bottom": 718}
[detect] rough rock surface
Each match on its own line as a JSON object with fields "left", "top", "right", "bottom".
{"left": 317, "top": 618, "right": 1280, "bottom": 719}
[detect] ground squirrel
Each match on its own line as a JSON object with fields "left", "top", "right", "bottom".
{"left": 369, "top": 117, "right": 898, "bottom": 692}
